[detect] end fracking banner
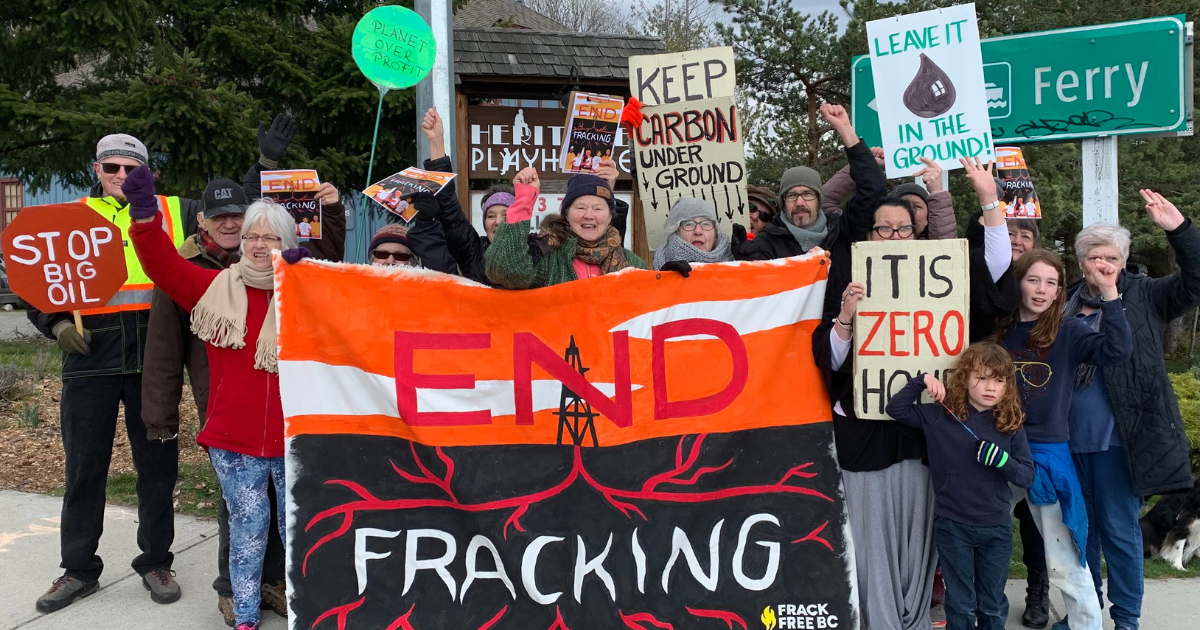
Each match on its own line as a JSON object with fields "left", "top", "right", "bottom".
{"left": 275, "top": 256, "right": 857, "bottom": 630}
{"left": 867, "top": 3, "right": 993, "bottom": 178}
{"left": 628, "top": 46, "right": 749, "bottom": 250}
{"left": 852, "top": 239, "right": 970, "bottom": 419}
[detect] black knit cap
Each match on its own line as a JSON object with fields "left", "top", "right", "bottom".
{"left": 558, "top": 174, "right": 614, "bottom": 215}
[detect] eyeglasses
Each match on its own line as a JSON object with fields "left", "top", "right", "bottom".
{"left": 100, "top": 163, "right": 138, "bottom": 175}
{"left": 241, "top": 234, "right": 282, "bottom": 244}
{"left": 1014, "top": 361, "right": 1053, "bottom": 388}
{"left": 783, "top": 191, "right": 819, "bottom": 203}
{"left": 372, "top": 250, "right": 413, "bottom": 262}
{"left": 870, "top": 225, "right": 916, "bottom": 239}
{"left": 680, "top": 219, "right": 716, "bottom": 232}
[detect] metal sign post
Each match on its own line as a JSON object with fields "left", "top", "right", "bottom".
{"left": 416, "top": 0, "right": 456, "bottom": 165}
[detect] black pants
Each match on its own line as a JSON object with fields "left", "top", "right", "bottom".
{"left": 59, "top": 374, "right": 178, "bottom": 581}
{"left": 1015, "top": 498, "right": 1047, "bottom": 576}
{"left": 213, "top": 477, "right": 285, "bottom": 597}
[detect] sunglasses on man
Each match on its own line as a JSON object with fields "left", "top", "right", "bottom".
{"left": 372, "top": 250, "right": 413, "bottom": 262}
{"left": 100, "top": 163, "right": 139, "bottom": 175}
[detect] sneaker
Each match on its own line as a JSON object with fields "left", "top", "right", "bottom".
{"left": 234, "top": 623, "right": 260, "bottom": 630}
{"left": 141, "top": 568, "right": 181, "bottom": 604}
{"left": 35, "top": 575, "right": 99, "bottom": 613}
{"left": 260, "top": 582, "right": 288, "bottom": 618}
{"left": 930, "top": 603, "right": 947, "bottom": 628}
{"left": 218, "top": 595, "right": 235, "bottom": 627}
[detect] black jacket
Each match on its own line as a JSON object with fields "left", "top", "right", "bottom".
{"left": 737, "top": 141, "right": 885, "bottom": 319}
{"left": 965, "top": 212, "right": 1020, "bottom": 343}
{"left": 27, "top": 189, "right": 201, "bottom": 379}
{"left": 421, "top": 156, "right": 630, "bottom": 284}
{"left": 1066, "top": 219, "right": 1200, "bottom": 496}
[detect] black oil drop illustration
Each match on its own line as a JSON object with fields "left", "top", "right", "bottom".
{"left": 903, "top": 53, "right": 956, "bottom": 118}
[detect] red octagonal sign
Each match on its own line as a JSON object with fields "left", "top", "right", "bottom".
{"left": 2, "top": 202, "right": 129, "bottom": 313}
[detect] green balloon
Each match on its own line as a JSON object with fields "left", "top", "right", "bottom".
{"left": 351, "top": 6, "right": 437, "bottom": 91}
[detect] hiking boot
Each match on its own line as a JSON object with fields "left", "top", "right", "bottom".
{"left": 260, "top": 582, "right": 288, "bottom": 618}
{"left": 218, "top": 595, "right": 235, "bottom": 627}
{"left": 141, "top": 568, "right": 181, "bottom": 604}
{"left": 35, "top": 575, "right": 99, "bottom": 613}
{"left": 1022, "top": 570, "right": 1050, "bottom": 629}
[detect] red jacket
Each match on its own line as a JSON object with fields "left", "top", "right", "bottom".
{"left": 130, "top": 214, "right": 283, "bottom": 458}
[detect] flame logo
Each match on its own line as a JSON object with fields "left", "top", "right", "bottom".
{"left": 761, "top": 606, "right": 777, "bottom": 630}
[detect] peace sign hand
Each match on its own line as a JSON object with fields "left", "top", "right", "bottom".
{"left": 958, "top": 156, "right": 997, "bottom": 206}
{"left": 1140, "top": 189, "right": 1185, "bottom": 232}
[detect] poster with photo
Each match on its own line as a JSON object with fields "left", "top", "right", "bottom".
{"left": 995, "top": 146, "right": 1041, "bottom": 219}
{"left": 559, "top": 92, "right": 624, "bottom": 174}
{"left": 262, "top": 170, "right": 323, "bottom": 239}
{"left": 363, "top": 167, "right": 457, "bottom": 222}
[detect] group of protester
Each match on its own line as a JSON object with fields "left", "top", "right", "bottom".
{"left": 26, "top": 100, "right": 1197, "bottom": 630}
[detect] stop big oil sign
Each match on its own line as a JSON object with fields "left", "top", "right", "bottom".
{"left": 2, "top": 202, "right": 128, "bottom": 312}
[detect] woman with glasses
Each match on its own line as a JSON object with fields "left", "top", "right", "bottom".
{"left": 122, "top": 165, "right": 298, "bottom": 630}
{"left": 814, "top": 156, "right": 1016, "bottom": 630}
{"left": 992, "top": 248, "right": 1132, "bottom": 630}
{"left": 1061, "top": 192, "right": 1199, "bottom": 630}
{"left": 368, "top": 224, "right": 420, "bottom": 267}
{"left": 485, "top": 167, "right": 645, "bottom": 289}
{"left": 652, "top": 197, "right": 733, "bottom": 270}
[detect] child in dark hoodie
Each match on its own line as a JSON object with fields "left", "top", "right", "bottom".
{"left": 887, "top": 342, "right": 1034, "bottom": 630}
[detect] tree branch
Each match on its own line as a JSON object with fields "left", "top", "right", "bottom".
{"left": 0, "top": 137, "right": 75, "bottom": 156}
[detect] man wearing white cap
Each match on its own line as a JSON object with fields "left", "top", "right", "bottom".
{"left": 27, "top": 133, "right": 198, "bottom": 612}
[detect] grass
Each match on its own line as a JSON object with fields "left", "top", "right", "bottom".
{"left": 53, "top": 461, "right": 222, "bottom": 520}
{"left": 0, "top": 338, "right": 61, "bottom": 376}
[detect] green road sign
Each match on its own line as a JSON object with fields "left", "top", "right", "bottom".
{"left": 853, "top": 16, "right": 1190, "bottom": 146}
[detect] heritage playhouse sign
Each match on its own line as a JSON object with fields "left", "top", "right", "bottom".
{"left": 468, "top": 105, "right": 634, "bottom": 181}
{"left": 853, "top": 15, "right": 1191, "bottom": 147}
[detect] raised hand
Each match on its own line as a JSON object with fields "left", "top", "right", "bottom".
{"left": 513, "top": 167, "right": 540, "bottom": 189}
{"left": 922, "top": 373, "right": 946, "bottom": 402}
{"left": 121, "top": 165, "right": 160, "bottom": 221}
{"left": 870, "top": 146, "right": 886, "bottom": 168}
{"left": 958, "top": 156, "right": 997, "bottom": 205}
{"left": 422, "top": 108, "right": 446, "bottom": 159}
{"left": 1140, "top": 189, "right": 1185, "bottom": 232}
{"left": 1089, "top": 258, "right": 1121, "bottom": 300}
{"left": 258, "top": 113, "right": 296, "bottom": 164}
{"left": 595, "top": 159, "right": 619, "bottom": 189}
{"left": 915, "top": 157, "right": 944, "bottom": 193}
{"left": 315, "top": 182, "right": 340, "bottom": 206}
{"left": 820, "top": 103, "right": 857, "bottom": 147}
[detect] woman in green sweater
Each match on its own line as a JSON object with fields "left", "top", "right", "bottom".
{"left": 485, "top": 167, "right": 646, "bottom": 288}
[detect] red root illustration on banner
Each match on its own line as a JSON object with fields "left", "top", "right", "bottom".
{"left": 276, "top": 255, "right": 855, "bottom": 629}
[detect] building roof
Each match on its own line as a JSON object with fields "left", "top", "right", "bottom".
{"left": 454, "top": 27, "right": 667, "bottom": 82}
{"left": 454, "top": 0, "right": 570, "bottom": 31}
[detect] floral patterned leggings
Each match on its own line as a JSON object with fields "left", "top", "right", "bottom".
{"left": 209, "top": 447, "right": 286, "bottom": 626}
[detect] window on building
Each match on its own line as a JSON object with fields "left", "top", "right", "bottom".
{"left": 0, "top": 179, "right": 22, "bottom": 231}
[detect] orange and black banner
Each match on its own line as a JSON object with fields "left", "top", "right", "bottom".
{"left": 276, "top": 255, "right": 857, "bottom": 630}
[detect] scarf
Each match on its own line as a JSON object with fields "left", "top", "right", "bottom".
{"left": 541, "top": 217, "right": 631, "bottom": 275}
{"left": 196, "top": 229, "right": 237, "bottom": 268}
{"left": 782, "top": 208, "right": 829, "bottom": 252}
{"left": 653, "top": 233, "right": 734, "bottom": 270}
{"left": 190, "top": 257, "right": 278, "bottom": 373}
{"left": 1064, "top": 287, "right": 1106, "bottom": 388}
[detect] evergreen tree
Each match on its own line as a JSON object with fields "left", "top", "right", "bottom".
{"left": 0, "top": 0, "right": 418, "bottom": 197}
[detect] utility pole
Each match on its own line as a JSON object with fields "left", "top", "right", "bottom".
{"left": 416, "top": 0, "right": 456, "bottom": 164}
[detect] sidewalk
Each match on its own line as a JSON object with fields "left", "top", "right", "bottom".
{"left": 2, "top": 489, "right": 1197, "bottom": 629}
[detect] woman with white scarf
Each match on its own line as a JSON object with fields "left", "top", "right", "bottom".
{"left": 652, "top": 197, "right": 734, "bottom": 271}
{"left": 123, "top": 165, "right": 295, "bottom": 630}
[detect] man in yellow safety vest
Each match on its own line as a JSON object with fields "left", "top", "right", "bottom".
{"left": 28, "top": 134, "right": 199, "bottom": 612}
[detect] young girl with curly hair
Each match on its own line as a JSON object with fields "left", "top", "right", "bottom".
{"left": 887, "top": 342, "right": 1034, "bottom": 630}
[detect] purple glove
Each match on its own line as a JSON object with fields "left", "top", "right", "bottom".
{"left": 280, "top": 247, "right": 312, "bottom": 264}
{"left": 120, "top": 165, "right": 160, "bottom": 219}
